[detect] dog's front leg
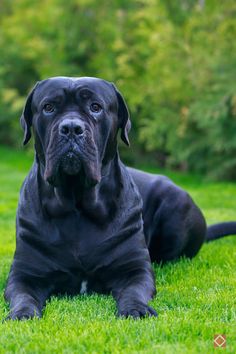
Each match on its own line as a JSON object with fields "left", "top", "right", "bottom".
{"left": 112, "top": 269, "right": 157, "bottom": 319}
{"left": 4, "top": 275, "right": 50, "bottom": 320}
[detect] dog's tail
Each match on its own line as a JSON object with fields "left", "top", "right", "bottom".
{"left": 206, "top": 222, "right": 236, "bottom": 242}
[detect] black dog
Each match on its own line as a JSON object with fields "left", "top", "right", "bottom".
{"left": 5, "top": 76, "right": 236, "bottom": 320}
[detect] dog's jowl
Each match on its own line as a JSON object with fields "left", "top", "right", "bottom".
{"left": 5, "top": 76, "right": 236, "bottom": 320}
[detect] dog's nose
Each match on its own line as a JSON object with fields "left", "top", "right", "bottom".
{"left": 59, "top": 119, "right": 84, "bottom": 137}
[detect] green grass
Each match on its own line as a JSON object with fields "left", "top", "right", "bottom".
{"left": 0, "top": 146, "right": 236, "bottom": 353}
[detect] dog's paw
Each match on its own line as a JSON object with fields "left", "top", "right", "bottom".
{"left": 5, "top": 307, "right": 41, "bottom": 321}
{"left": 118, "top": 304, "right": 158, "bottom": 319}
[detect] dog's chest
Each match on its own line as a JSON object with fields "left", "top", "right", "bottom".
{"left": 45, "top": 211, "right": 125, "bottom": 294}
{"left": 35, "top": 198, "right": 142, "bottom": 295}
{"left": 49, "top": 210, "right": 117, "bottom": 270}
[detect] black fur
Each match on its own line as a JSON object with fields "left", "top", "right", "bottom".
{"left": 4, "top": 76, "right": 236, "bottom": 320}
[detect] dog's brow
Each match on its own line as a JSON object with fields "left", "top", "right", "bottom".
{"left": 77, "top": 88, "right": 93, "bottom": 98}
{"left": 45, "top": 94, "right": 64, "bottom": 103}
{"left": 37, "top": 87, "right": 65, "bottom": 103}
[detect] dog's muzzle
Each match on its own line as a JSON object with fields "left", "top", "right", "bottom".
{"left": 44, "top": 117, "right": 101, "bottom": 187}
{"left": 58, "top": 118, "right": 84, "bottom": 175}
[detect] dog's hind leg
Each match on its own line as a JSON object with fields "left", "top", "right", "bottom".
{"left": 146, "top": 189, "right": 207, "bottom": 263}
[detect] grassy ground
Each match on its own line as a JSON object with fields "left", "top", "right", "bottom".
{"left": 0, "top": 146, "right": 235, "bottom": 353}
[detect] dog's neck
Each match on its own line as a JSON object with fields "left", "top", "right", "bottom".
{"left": 38, "top": 152, "right": 124, "bottom": 223}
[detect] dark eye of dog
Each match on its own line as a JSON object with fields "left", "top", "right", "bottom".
{"left": 90, "top": 103, "right": 102, "bottom": 113}
{"left": 43, "top": 103, "right": 54, "bottom": 113}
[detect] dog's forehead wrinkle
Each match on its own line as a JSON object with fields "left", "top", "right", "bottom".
{"left": 33, "top": 88, "right": 66, "bottom": 106}
{"left": 35, "top": 76, "right": 115, "bottom": 103}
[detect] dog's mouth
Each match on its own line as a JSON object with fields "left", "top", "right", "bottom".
{"left": 44, "top": 140, "right": 101, "bottom": 188}
{"left": 60, "top": 150, "right": 82, "bottom": 176}
{"left": 45, "top": 146, "right": 83, "bottom": 185}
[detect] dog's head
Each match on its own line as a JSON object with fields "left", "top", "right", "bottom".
{"left": 21, "top": 77, "right": 131, "bottom": 187}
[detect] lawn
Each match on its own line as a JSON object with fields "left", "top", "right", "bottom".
{"left": 0, "top": 146, "right": 235, "bottom": 353}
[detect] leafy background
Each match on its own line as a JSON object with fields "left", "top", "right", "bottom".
{"left": 0, "top": 0, "right": 236, "bottom": 179}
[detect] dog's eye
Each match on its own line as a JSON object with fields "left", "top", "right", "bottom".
{"left": 90, "top": 103, "right": 102, "bottom": 113}
{"left": 43, "top": 103, "right": 54, "bottom": 113}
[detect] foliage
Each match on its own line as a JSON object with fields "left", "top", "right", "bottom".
{"left": 0, "top": 147, "right": 236, "bottom": 352}
{"left": 0, "top": 0, "right": 235, "bottom": 179}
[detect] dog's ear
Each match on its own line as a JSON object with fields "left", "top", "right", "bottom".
{"left": 112, "top": 84, "right": 131, "bottom": 146}
{"left": 20, "top": 82, "right": 39, "bottom": 145}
